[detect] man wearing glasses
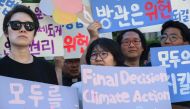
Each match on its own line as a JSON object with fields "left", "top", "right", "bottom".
{"left": 117, "top": 29, "right": 147, "bottom": 67}
{"left": 54, "top": 56, "right": 81, "bottom": 86}
{"left": 160, "top": 20, "right": 190, "bottom": 46}
{"left": 0, "top": 5, "right": 58, "bottom": 85}
{"left": 160, "top": 20, "right": 190, "bottom": 109}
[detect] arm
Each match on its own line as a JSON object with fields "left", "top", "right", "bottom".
{"left": 54, "top": 56, "right": 64, "bottom": 85}
{"left": 87, "top": 21, "right": 102, "bottom": 43}
{"left": 80, "top": 21, "right": 102, "bottom": 64}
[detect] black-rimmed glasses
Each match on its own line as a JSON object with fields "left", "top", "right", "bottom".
{"left": 160, "top": 34, "right": 183, "bottom": 42}
{"left": 90, "top": 51, "right": 108, "bottom": 60}
{"left": 121, "top": 40, "right": 141, "bottom": 46}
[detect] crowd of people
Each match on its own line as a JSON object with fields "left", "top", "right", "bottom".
{"left": 0, "top": 4, "right": 189, "bottom": 109}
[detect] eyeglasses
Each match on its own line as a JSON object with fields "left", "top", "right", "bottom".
{"left": 90, "top": 51, "right": 108, "bottom": 60}
{"left": 160, "top": 34, "right": 183, "bottom": 42}
{"left": 121, "top": 40, "right": 141, "bottom": 46}
{"left": 7, "top": 21, "right": 35, "bottom": 31}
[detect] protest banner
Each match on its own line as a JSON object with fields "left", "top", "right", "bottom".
{"left": 0, "top": 76, "right": 79, "bottom": 109}
{"left": 90, "top": 0, "right": 172, "bottom": 33}
{"left": 150, "top": 45, "right": 190, "bottom": 103}
{"left": 139, "top": 0, "right": 190, "bottom": 33}
{"left": 82, "top": 65, "right": 171, "bottom": 109}
{"left": 63, "top": 22, "right": 90, "bottom": 59}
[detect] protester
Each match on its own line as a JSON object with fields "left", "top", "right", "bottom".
{"left": 54, "top": 56, "right": 81, "bottom": 86}
{"left": 72, "top": 21, "right": 125, "bottom": 108}
{"left": 117, "top": 29, "right": 147, "bottom": 66}
{"left": 160, "top": 20, "right": 190, "bottom": 46}
{"left": 160, "top": 20, "right": 190, "bottom": 109}
{"left": 63, "top": 58, "right": 81, "bottom": 86}
{"left": 0, "top": 5, "right": 57, "bottom": 84}
{"left": 72, "top": 38, "right": 125, "bottom": 108}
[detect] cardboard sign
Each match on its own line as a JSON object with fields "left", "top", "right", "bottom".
{"left": 82, "top": 65, "right": 171, "bottom": 109}
{"left": 63, "top": 22, "right": 89, "bottom": 59}
{"left": 150, "top": 45, "right": 190, "bottom": 103}
{"left": 139, "top": 0, "right": 190, "bottom": 33}
{"left": 90, "top": 0, "right": 172, "bottom": 33}
{"left": 0, "top": 76, "right": 79, "bottom": 109}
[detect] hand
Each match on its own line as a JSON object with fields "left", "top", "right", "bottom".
{"left": 87, "top": 21, "right": 102, "bottom": 41}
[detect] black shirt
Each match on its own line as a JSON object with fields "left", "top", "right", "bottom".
{"left": 62, "top": 72, "right": 81, "bottom": 86}
{"left": 0, "top": 56, "right": 58, "bottom": 85}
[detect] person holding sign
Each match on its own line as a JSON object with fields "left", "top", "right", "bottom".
{"left": 73, "top": 38, "right": 125, "bottom": 109}
{"left": 72, "top": 24, "right": 125, "bottom": 108}
{"left": 0, "top": 5, "right": 58, "bottom": 85}
{"left": 84, "top": 21, "right": 125, "bottom": 65}
{"left": 85, "top": 38, "right": 124, "bottom": 66}
{"left": 117, "top": 29, "right": 147, "bottom": 66}
{"left": 160, "top": 20, "right": 190, "bottom": 109}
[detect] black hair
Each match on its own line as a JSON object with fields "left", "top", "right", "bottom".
{"left": 116, "top": 29, "right": 147, "bottom": 66}
{"left": 86, "top": 38, "right": 124, "bottom": 66}
{"left": 161, "top": 20, "right": 190, "bottom": 43}
{"left": 3, "top": 4, "right": 39, "bottom": 36}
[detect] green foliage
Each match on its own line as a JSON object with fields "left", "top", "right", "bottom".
{"left": 112, "top": 31, "right": 124, "bottom": 41}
